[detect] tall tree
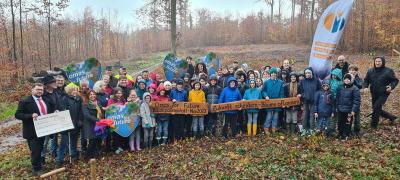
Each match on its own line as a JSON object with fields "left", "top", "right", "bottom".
{"left": 10, "top": 0, "right": 17, "bottom": 63}
{"left": 170, "top": 0, "right": 176, "bottom": 55}
{"left": 19, "top": 0, "right": 24, "bottom": 77}
{"left": 309, "top": 0, "right": 315, "bottom": 44}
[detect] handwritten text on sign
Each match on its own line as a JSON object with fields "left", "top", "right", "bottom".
{"left": 150, "top": 102, "right": 209, "bottom": 115}
{"left": 211, "top": 97, "right": 301, "bottom": 113}
{"left": 34, "top": 110, "right": 74, "bottom": 137}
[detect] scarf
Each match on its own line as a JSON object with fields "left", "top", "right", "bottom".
{"left": 289, "top": 82, "right": 298, "bottom": 97}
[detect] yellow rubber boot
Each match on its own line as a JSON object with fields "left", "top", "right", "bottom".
{"left": 247, "top": 124, "right": 252, "bottom": 136}
{"left": 252, "top": 124, "right": 257, "bottom": 136}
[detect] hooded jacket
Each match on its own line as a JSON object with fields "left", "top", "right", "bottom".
{"left": 140, "top": 92, "right": 156, "bottom": 128}
{"left": 330, "top": 68, "right": 343, "bottom": 100}
{"left": 314, "top": 83, "right": 334, "bottom": 117}
{"left": 136, "top": 80, "right": 147, "bottom": 100}
{"left": 188, "top": 82, "right": 206, "bottom": 103}
{"left": 155, "top": 88, "right": 170, "bottom": 121}
{"left": 300, "top": 67, "right": 321, "bottom": 103}
{"left": 363, "top": 57, "right": 399, "bottom": 96}
{"left": 262, "top": 77, "right": 285, "bottom": 112}
{"left": 243, "top": 84, "right": 262, "bottom": 113}
{"left": 336, "top": 81, "right": 361, "bottom": 113}
{"left": 218, "top": 77, "right": 242, "bottom": 114}
{"left": 334, "top": 61, "right": 350, "bottom": 79}
{"left": 170, "top": 87, "right": 188, "bottom": 102}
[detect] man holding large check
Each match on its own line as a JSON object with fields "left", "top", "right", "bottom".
{"left": 15, "top": 83, "right": 56, "bottom": 176}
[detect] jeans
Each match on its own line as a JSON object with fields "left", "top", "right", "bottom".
{"left": 317, "top": 116, "right": 330, "bottom": 131}
{"left": 285, "top": 109, "right": 298, "bottom": 124}
{"left": 156, "top": 120, "right": 169, "bottom": 139}
{"left": 247, "top": 112, "right": 258, "bottom": 124}
{"left": 264, "top": 111, "right": 279, "bottom": 128}
{"left": 143, "top": 128, "right": 154, "bottom": 147}
{"left": 222, "top": 114, "right": 238, "bottom": 138}
{"left": 27, "top": 137, "right": 45, "bottom": 172}
{"left": 192, "top": 116, "right": 205, "bottom": 133}
{"left": 41, "top": 134, "right": 58, "bottom": 158}
{"left": 302, "top": 103, "right": 315, "bottom": 130}
{"left": 57, "top": 130, "right": 79, "bottom": 163}
{"left": 129, "top": 127, "right": 141, "bottom": 147}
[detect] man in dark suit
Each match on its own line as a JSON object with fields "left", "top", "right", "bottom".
{"left": 15, "top": 83, "right": 55, "bottom": 176}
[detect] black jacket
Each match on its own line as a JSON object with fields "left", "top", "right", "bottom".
{"left": 363, "top": 67, "right": 399, "bottom": 96}
{"left": 43, "top": 90, "right": 64, "bottom": 111}
{"left": 15, "top": 96, "right": 56, "bottom": 139}
{"left": 62, "top": 95, "right": 84, "bottom": 129}
{"left": 82, "top": 103, "right": 101, "bottom": 139}
{"left": 336, "top": 84, "right": 361, "bottom": 113}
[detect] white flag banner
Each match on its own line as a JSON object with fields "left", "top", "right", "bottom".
{"left": 309, "top": 0, "right": 354, "bottom": 80}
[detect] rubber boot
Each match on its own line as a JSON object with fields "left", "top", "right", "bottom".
{"left": 136, "top": 141, "right": 142, "bottom": 151}
{"left": 291, "top": 123, "right": 296, "bottom": 134}
{"left": 129, "top": 140, "right": 135, "bottom": 152}
{"left": 247, "top": 124, "right": 252, "bottom": 136}
{"left": 252, "top": 124, "right": 257, "bottom": 136}
{"left": 156, "top": 138, "right": 161, "bottom": 146}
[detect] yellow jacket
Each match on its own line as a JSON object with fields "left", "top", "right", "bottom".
{"left": 115, "top": 74, "right": 134, "bottom": 82}
{"left": 188, "top": 89, "right": 206, "bottom": 103}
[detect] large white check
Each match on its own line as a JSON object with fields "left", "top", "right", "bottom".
{"left": 34, "top": 110, "right": 75, "bottom": 137}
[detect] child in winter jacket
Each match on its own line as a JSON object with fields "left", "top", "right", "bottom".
{"left": 148, "top": 83, "right": 159, "bottom": 100}
{"left": 218, "top": 77, "right": 242, "bottom": 138}
{"left": 188, "top": 81, "right": 206, "bottom": 138}
{"left": 140, "top": 92, "right": 156, "bottom": 148}
{"left": 155, "top": 84, "right": 170, "bottom": 145}
{"left": 170, "top": 79, "right": 188, "bottom": 141}
{"left": 243, "top": 80, "right": 262, "bottom": 136}
{"left": 348, "top": 64, "right": 363, "bottom": 135}
{"left": 127, "top": 90, "right": 142, "bottom": 151}
{"left": 299, "top": 67, "right": 321, "bottom": 135}
{"left": 314, "top": 80, "right": 334, "bottom": 133}
{"left": 284, "top": 72, "right": 301, "bottom": 134}
{"left": 336, "top": 74, "right": 361, "bottom": 141}
{"left": 262, "top": 67, "right": 284, "bottom": 134}
{"left": 205, "top": 75, "right": 222, "bottom": 136}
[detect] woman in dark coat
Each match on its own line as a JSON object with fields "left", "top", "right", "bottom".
{"left": 83, "top": 90, "right": 103, "bottom": 159}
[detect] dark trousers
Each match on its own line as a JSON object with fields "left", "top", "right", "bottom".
{"left": 172, "top": 115, "right": 185, "bottom": 141}
{"left": 338, "top": 112, "right": 352, "bottom": 138}
{"left": 112, "top": 133, "right": 128, "bottom": 150}
{"left": 86, "top": 138, "right": 100, "bottom": 159}
{"left": 27, "top": 137, "right": 45, "bottom": 172}
{"left": 237, "top": 111, "right": 246, "bottom": 133}
{"left": 184, "top": 115, "right": 192, "bottom": 138}
{"left": 371, "top": 94, "right": 397, "bottom": 128}
{"left": 222, "top": 114, "right": 238, "bottom": 138}
{"left": 206, "top": 113, "right": 218, "bottom": 135}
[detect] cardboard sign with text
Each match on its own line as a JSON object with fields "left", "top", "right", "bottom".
{"left": 150, "top": 102, "right": 208, "bottom": 115}
{"left": 211, "top": 97, "right": 301, "bottom": 113}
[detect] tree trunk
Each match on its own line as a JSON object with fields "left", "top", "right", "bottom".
{"left": 359, "top": 0, "right": 365, "bottom": 52}
{"left": 309, "top": 0, "right": 315, "bottom": 45}
{"left": 170, "top": 0, "right": 177, "bottom": 55}
{"left": 10, "top": 0, "right": 17, "bottom": 63}
{"left": 47, "top": 0, "right": 52, "bottom": 70}
{"left": 19, "top": 0, "right": 24, "bottom": 77}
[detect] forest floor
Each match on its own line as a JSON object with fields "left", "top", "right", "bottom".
{"left": 0, "top": 44, "right": 399, "bottom": 179}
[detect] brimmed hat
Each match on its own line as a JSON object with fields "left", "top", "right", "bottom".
{"left": 42, "top": 75, "right": 56, "bottom": 85}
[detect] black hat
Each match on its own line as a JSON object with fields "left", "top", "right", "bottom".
{"left": 343, "top": 73, "right": 353, "bottom": 81}
{"left": 105, "top": 66, "right": 113, "bottom": 71}
{"left": 176, "top": 79, "right": 184, "bottom": 85}
{"left": 42, "top": 75, "right": 56, "bottom": 85}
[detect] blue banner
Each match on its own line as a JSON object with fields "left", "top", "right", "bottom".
{"left": 163, "top": 53, "right": 188, "bottom": 81}
{"left": 201, "top": 52, "right": 220, "bottom": 76}
{"left": 65, "top": 57, "right": 102, "bottom": 88}
{"left": 309, "top": 0, "right": 354, "bottom": 80}
{"left": 105, "top": 103, "right": 141, "bottom": 137}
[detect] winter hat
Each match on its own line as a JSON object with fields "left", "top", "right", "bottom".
{"left": 289, "top": 72, "right": 298, "bottom": 78}
{"left": 304, "top": 69, "right": 313, "bottom": 75}
{"left": 176, "top": 79, "right": 184, "bottom": 85}
{"left": 137, "top": 79, "right": 146, "bottom": 85}
{"left": 209, "top": 74, "right": 218, "bottom": 81}
{"left": 269, "top": 67, "right": 278, "bottom": 75}
{"left": 156, "top": 83, "right": 166, "bottom": 94}
{"left": 142, "top": 92, "right": 152, "bottom": 101}
{"left": 163, "top": 81, "right": 172, "bottom": 87}
{"left": 148, "top": 83, "right": 157, "bottom": 91}
{"left": 322, "top": 79, "right": 330, "bottom": 87}
{"left": 184, "top": 73, "right": 191, "bottom": 78}
{"left": 281, "top": 69, "right": 288, "bottom": 75}
{"left": 343, "top": 73, "right": 353, "bottom": 81}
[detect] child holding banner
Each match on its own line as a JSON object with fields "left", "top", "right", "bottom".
{"left": 127, "top": 90, "right": 142, "bottom": 151}
{"left": 284, "top": 72, "right": 301, "bottom": 134}
{"left": 155, "top": 85, "right": 171, "bottom": 145}
{"left": 219, "top": 77, "right": 242, "bottom": 138}
{"left": 189, "top": 81, "right": 206, "bottom": 138}
{"left": 243, "top": 80, "right": 262, "bottom": 136}
{"left": 140, "top": 92, "right": 156, "bottom": 148}
{"left": 170, "top": 79, "right": 188, "bottom": 142}
{"left": 205, "top": 75, "right": 222, "bottom": 136}
{"left": 107, "top": 88, "right": 128, "bottom": 154}
{"left": 262, "top": 67, "right": 285, "bottom": 135}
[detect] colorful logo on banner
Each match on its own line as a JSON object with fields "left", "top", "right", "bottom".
{"left": 163, "top": 53, "right": 188, "bottom": 81}
{"left": 105, "top": 103, "right": 140, "bottom": 137}
{"left": 65, "top": 57, "right": 102, "bottom": 88}
{"left": 309, "top": 0, "right": 354, "bottom": 80}
{"left": 201, "top": 52, "right": 220, "bottom": 76}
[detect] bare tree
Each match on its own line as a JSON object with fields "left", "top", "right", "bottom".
{"left": 10, "top": 0, "right": 17, "bottom": 63}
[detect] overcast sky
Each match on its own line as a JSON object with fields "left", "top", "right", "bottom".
{"left": 63, "top": 0, "right": 293, "bottom": 29}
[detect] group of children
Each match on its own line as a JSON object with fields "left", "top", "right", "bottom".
{"left": 43, "top": 57, "right": 363, "bottom": 166}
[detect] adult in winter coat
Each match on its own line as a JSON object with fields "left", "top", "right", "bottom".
{"left": 243, "top": 80, "right": 262, "bottom": 136}
{"left": 299, "top": 67, "right": 321, "bottom": 134}
{"left": 218, "top": 77, "right": 242, "bottom": 138}
{"left": 336, "top": 74, "right": 361, "bottom": 140}
{"left": 262, "top": 67, "right": 284, "bottom": 134}
{"left": 333, "top": 55, "right": 350, "bottom": 79}
{"left": 363, "top": 56, "right": 399, "bottom": 128}
{"left": 82, "top": 90, "right": 103, "bottom": 159}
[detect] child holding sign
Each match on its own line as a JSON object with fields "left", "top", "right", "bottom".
{"left": 140, "top": 92, "right": 156, "bottom": 148}
{"left": 188, "top": 80, "right": 206, "bottom": 138}
{"left": 243, "top": 80, "right": 262, "bottom": 136}
{"left": 219, "top": 77, "right": 242, "bottom": 138}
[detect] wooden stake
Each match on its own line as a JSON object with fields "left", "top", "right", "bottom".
{"left": 90, "top": 159, "right": 96, "bottom": 180}
{"left": 40, "top": 167, "right": 66, "bottom": 179}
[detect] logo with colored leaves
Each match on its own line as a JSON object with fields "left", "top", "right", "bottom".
{"left": 201, "top": 52, "right": 220, "bottom": 76}
{"left": 65, "top": 57, "right": 102, "bottom": 88}
{"left": 105, "top": 102, "right": 140, "bottom": 137}
{"left": 163, "top": 53, "right": 188, "bottom": 81}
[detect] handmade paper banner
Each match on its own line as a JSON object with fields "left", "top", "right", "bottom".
{"left": 105, "top": 103, "right": 140, "bottom": 137}
{"left": 211, "top": 97, "right": 301, "bottom": 113}
{"left": 309, "top": 0, "right": 354, "bottom": 80}
{"left": 200, "top": 52, "right": 220, "bottom": 76}
{"left": 163, "top": 53, "right": 188, "bottom": 81}
{"left": 66, "top": 57, "right": 102, "bottom": 88}
{"left": 150, "top": 102, "right": 208, "bottom": 115}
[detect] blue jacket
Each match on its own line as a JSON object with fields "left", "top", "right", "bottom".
{"left": 243, "top": 87, "right": 262, "bottom": 113}
{"left": 313, "top": 90, "right": 334, "bottom": 117}
{"left": 300, "top": 69, "right": 321, "bottom": 103}
{"left": 170, "top": 88, "right": 188, "bottom": 102}
{"left": 353, "top": 74, "right": 363, "bottom": 89}
{"left": 262, "top": 78, "right": 284, "bottom": 112}
{"left": 96, "top": 92, "right": 109, "bottom": 108}
{"left": 218, "top": 77, "right": 242, "bottom": 114}
{"left": 336, "top": 84, "right": 361, "bottom": 113}
{"left": 330, "top": 68, "right": 343, "bottom": 100}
